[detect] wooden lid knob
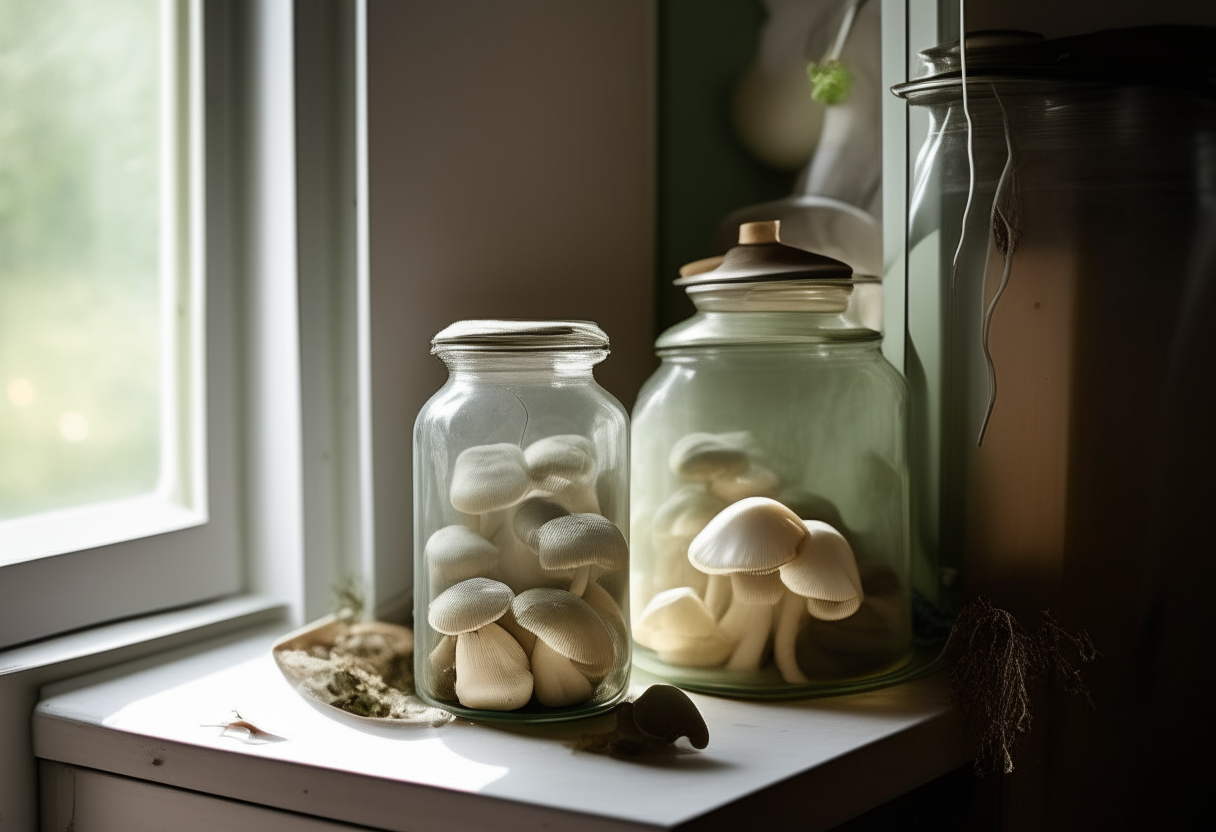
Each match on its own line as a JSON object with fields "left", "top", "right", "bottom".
{"left": 738, "top": 221, "right": 780, "bottom": 245}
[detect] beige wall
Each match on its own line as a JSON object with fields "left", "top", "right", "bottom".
{"left": 366, "top": 0, "right": 656, "bottom": 611}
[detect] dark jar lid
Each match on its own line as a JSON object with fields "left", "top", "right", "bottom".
{"left": 431, "top": 320, "right": 609, "bottom": 354}
{"left": 674, "top": 221, "right": 852, "bottom": 287}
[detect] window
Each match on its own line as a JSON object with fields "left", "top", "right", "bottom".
{"left": 0, "top": 0, "right": 241, "bottom": 649}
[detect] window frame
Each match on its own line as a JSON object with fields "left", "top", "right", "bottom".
{"left": 0, "top": 0, "right": 376, "bottom": 650}
{"left": 0, "top": 0, "right": 244, "bottom": 650}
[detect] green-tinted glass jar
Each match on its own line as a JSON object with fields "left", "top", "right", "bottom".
{"left": 630, "top": 222, "right": 913, "bottom": 698}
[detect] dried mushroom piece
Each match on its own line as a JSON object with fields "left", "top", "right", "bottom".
{"left": 572, "top": 685, "right": 709, "bottom": 757}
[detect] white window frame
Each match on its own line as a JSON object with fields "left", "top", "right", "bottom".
{"left": 0, "top": 0, "right": 376, "bottom": 650}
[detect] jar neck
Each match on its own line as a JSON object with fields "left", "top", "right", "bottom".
{"left": 657, "top": 281, "right": 879, "bottom": 351}
{"left": 436, "top": 348, "right": 606, "bottom": 383}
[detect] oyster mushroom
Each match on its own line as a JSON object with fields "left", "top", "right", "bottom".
{"left": 425, "top": 525, "right": 499, "bottom": 596}
{"left": 536, "top": 513, "right": 628, "bottom": 597}
{"left": 687, "top": 497, "right": 807, "bottom": 671}
{"left": 512, "top": 587, "right": 617, "bottom": 708}
{"left": 428, "top": 577, "right": 533, "bottom": 710}
{"left": 449, "top": 443, "right": 531, "bottom": 516}
{"left": 635, "top": 587, "right": 733, "bottom": 668}
{"left": 772, "top": 520, "right": 864, "bottom": 684}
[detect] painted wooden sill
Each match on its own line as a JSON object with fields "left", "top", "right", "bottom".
{"left": 33, "top": 625, "right": 969, "bottom": 831}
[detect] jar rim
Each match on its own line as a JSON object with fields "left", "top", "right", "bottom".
{"left": 431, "top": 319, "right": 609, "bottom": 353}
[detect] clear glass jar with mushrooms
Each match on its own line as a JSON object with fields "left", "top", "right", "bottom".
{"left": 630, "top": 221, "right": 915, "bottom": 698}
{"left": 414, "top": 320, "right": 631, "bottom": 721}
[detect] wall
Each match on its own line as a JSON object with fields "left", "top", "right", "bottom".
{"left": 365, "top": 0, "right": 657, "bottom": 614}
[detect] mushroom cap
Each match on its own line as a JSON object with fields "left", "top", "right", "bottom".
{"left": 524, "top": 434, "right": 597, "bottom": 485}
{"left": 536, "top": 514, "right": 628, "bottom": 573}
{"left": 512, "top": 497, "right": 569, "bottom": 553}
{"left": 668, "top": 431, "right": 752, "bottom": 482}
{"left": 450, "top": 443, "right": 531, "bottom": 514}
{"left": 511, "top": 587, "right": 616, "bottom": 675}
{"left": 708, "top": 463, "right": 782, "bottom": 503}
{"left": 542, "top": 479, "right": 601, "bottom": 515}
{"left": 425, "top": 525, "right": 499, "bottom": 583}
{"left": 779, "top": 520, "right": 863, "bottom": 621}
{"left": 428, "top": 577, "right": 515, "bottom": 635}
{"left": 631, "top": 685, "right": 709, "bottom": 749}
{"left": 637, "top": 587, "right": 719, "bottom": 641}
{"left": 652, "top": 486, "right": 728, "bottom": 546}
{"left": 687, "top": 496, "right": 806, "bottom": 575}
{"left": 454, "top": 622, "right": 534, "bottom": 711}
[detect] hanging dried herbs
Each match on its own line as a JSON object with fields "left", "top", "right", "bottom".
{"left": 943, "top": 597, "right": 1097, "bottom": 775}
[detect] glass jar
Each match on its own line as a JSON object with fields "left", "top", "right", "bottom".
{"left": 413, "top": 320, "right": 631, "bottom": 721}
{"left": 630, "top": 222, "right": 913, "bottom": 698}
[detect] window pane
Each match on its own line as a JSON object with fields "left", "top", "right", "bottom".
{"left": 0, "top": 0, "right": 163, "bottom": 520}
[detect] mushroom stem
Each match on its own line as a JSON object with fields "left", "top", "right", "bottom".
{"left": 704, "top": 574, "right": 731, "bottom": 621}
{"left": 531, "top": 638, "right": 594, "bottom": 707}
{"left": 454, "top": 622, "right": 534, "bottom": 711}
{"left": 569, "top": 565, "right": 591, "bottom": 597}
{"left": 718, "top": 601, "right": 775, "bottom": 671}
{"left": 773, "top": 590, "right": 811, "bottom": 684}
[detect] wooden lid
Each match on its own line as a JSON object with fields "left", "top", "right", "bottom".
{"left": 674, "top": 221, "right": 852, "bottom": 286}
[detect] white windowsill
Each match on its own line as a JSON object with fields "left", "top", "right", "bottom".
{"left": 33, "top": 625, "right": 970, "bottom": 831}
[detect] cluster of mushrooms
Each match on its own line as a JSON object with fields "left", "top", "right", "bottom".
{"left": 635, "top": 432, "right": 867, "bottom": 684}
{"left": 424, "top": 436, "right": 628, "bottom": 711}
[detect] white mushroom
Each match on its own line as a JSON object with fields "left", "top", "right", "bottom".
{"left": 801, "top": 564, "right": 904, "bottom": 661}
{"left": 512, "top": 497, "right": 569, "bottom": 553}
{"left": 428, "top": 635, "right": 458, "bottom": 701}
{"left": 428, "top": 578, "right": 533, "bottom": 710}
{"left": 493, "top": 495, "right": 570, "bottom": 594}
{"left": 489, "top": 519, "right": 569, "bottom": 595}
{"left": 636, "top": 587, "right": 734, "bottom": 668}
{"left": 709, "top": 463, "right": 782, "bottom": 503}
{"left": 425, "top": 525, "right": 499, "bottom": 596}
{"left": 772, "top": 520, "right": 864, "bottom": 684}
{"left": 536, "top": 513, "right": 628, "bottom": 597}
{"left": 512, "top": 588, "right": 616, "bottom": 708}
{"left": 668, "top": 431, "right": 753, "bottom": 483}
{"left": 781, "top": 520, "right": 864, "bottom": 621}
{"left": 455, "top": 624, "right": 533, "bottom": 710}
{"left": 525, "top": 435, "right": 601, "bottom": 513}
{"left": 449, "top": 443, "right": 531, "bottom": 515}
{"left": 687, "top": 497, "right": 807, "bottom": 672}
{"left": 650, "top": 486, "right": 727, "bottom": 599}
{"left": 524, "top": 434, "right": 597, "bottom": 490}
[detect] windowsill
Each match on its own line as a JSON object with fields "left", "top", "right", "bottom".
{"left": 33, "top": 625, "right": 970, "bottom": 831}
{"left": 0, "top": 595, "right": 284, "bottom": 677}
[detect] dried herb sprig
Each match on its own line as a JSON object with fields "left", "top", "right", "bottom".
{"left": 943, "top": 597, "right": 1097, "bottom": 775}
